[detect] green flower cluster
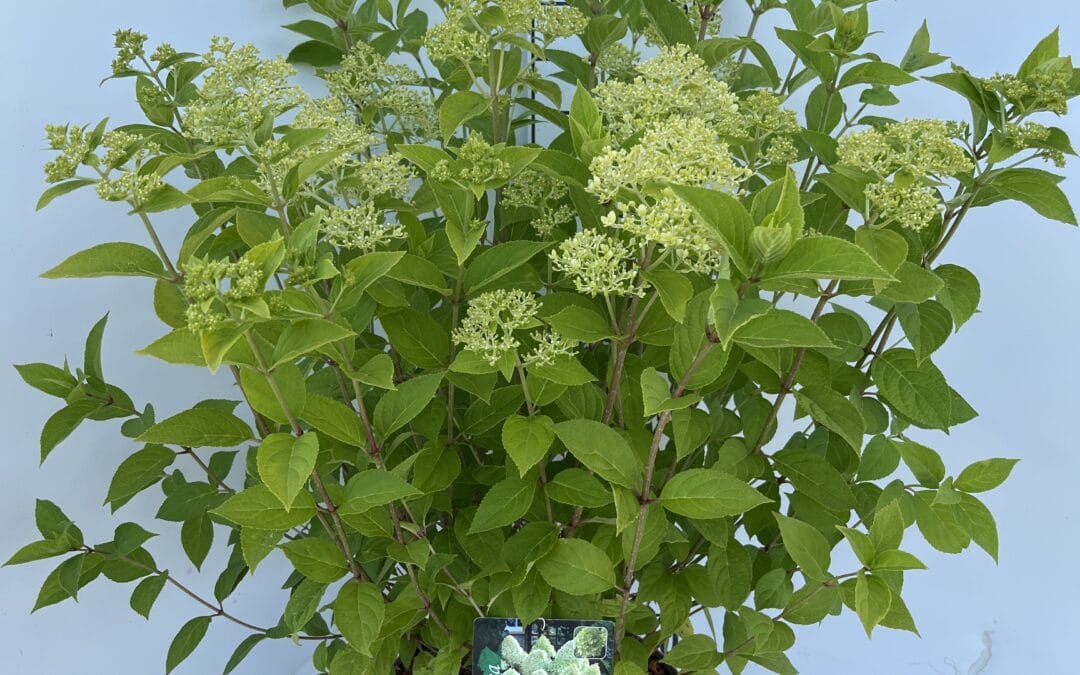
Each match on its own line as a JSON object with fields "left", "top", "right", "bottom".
{"left": 318, "top": 203, "right": 404, "bottom": 252}
{"left": 111, "top": 28, "right": 148, "bottom": 75}
{"left": 503, "top": 170, "right": 573, "bottom": 236}
{"left": 838, "top": 119, "right": 973, "bottom": 230}
{"left": 549, "top": 229, "right": 644, "bottom": 298}
{"left": 594, "top": 45, "right": 742, "bottom": 141}
{"left": 453, "top": 289, "right": 576, "bottom": 367}
{"left": 186, "top": 37, "right": 305, "bottom": 145}
{"left": 182, "top": 257, "right": 265, "bottom": 333}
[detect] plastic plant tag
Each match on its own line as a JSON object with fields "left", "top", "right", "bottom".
{"left": 473, "top": 617, "right": 615, "bottom": 674}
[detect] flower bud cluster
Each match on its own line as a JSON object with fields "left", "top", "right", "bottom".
{"left": 503, "top": 170, "right": 573, "bottom": 236}
{"left": 95, "top": 170, "right": 164, "bottom": 203}
{"left": 549, "top": 229, "right": 645, "bottom": 298}
{"left": 111, "top": 28, "right": 148, "bottom": 75}
{"left": 601, "top": 190, "right": 725, "bottom": 274}
{"left": 423, "top": 11, "right": 487, "bottom": 64}
{"left": 186, "top": 37, "right": 305, "bottom": 146}
{"left": 432, "top": 135, "right": 510, "bottom": 186}
{"left": 452, "top": 289, "right": 543, "bottom": 365}
{"left": 594, "top": 45, "right": 742, "bottom": 140}
{"left": 587, "top": 116, "right": 751, "bottom": 202}
{"left": 43, "top": 125, "right": 92, "bottom": 183}
{"left": 982, "top": 69, "right": 1073, "bottom": 115}
{"left": 319, "top": 203, "right": 405, "bottom": 252}
{"left": 326, "top": 43, "right": 436, "bottom": 139}
{"left": 523, "top": 330, "right": 578, "bottom": 367}
{"left": 182, "top": 257, "right": 267, "bottom": 333}
{"left": 1004, "top": 121, "right": 1066, "bottom": 167}
{"left": 838, "top": 119, "right": 972, "bottom": 230}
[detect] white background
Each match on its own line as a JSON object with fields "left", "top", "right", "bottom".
{"left": 2, "top": 1, "right": 1078, "bottom": 673}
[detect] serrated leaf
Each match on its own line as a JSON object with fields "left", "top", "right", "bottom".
{"left": 165, "top": 615, "right": 211, "bottom": 674}
{"left": 257, "top": 433, "right": 319, "bottom": 509}
{"left": 660, "top": 469, "right": 771, "bottom": 519}
{"left": 138, "top": 407, "right": 253, "bottom": 447}
{"left": 469, "top": 477, "right": 536, "bottom": 534}
{"left": 535, "top": 539, "right": 614, "bottom": 596}
{"left": 502, "top": 414, "right": 555, "bottom": 476}
{"left": 41, "top": 242, "right": 166, "bottom": 279}
{"left": 282, "top": 538, "right": 349, "bottom": 583}
{"left": 211, "top": 484, "right": 316, "bottom": 529}
{"left": 553, "top": 419, "right": 643, "bottom": 489}
{"left": 775, "top": 514, "right": 832, "bottom": 581}
{"left": 334, "top": 580, "right": 384, "bottom": 657}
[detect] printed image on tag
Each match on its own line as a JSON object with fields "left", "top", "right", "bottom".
{"left": 473, "top": 617, "right": 615, "bottom": 674}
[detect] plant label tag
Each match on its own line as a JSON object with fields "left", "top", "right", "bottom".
{"left": 473, "top": 617, "right": 615, "bottom": 674}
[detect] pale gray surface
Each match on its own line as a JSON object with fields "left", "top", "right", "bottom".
{"left": 1, "top": 1, "right": 1077, "bottom": 674}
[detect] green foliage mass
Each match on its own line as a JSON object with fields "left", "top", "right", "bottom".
{"left": 9, "top": 0, "right": 1075, "bottom": 673}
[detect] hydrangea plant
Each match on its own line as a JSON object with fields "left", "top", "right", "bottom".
{"left": 10, "top": 0, "right": 1078, "bottom": 673}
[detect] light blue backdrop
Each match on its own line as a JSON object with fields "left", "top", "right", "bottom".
{"left": 2, "top": 1, "right": 1077, "bottom": 673}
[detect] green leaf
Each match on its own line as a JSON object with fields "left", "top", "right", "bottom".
{"left": 896, "top": 439, "right": 945, "bottom": 488}
{"left": 934, "top": 264, "right": 980, "bottom": 330}
{"left": 106, "top": 445, "right": 176, "bottom": 511}
{"left": 339, "top": 469, "right": 420, "bottom": 517}
{"left": 222, "top": 634, "right": 267, "bottom": 675}
{"left": 1019, "top": 27, "right": 1060, "bottom": 78}
{"left": 284, "top": 579, "right": 327, "bottom": 633}
{"left": 871, "top": 349, "right": 953, "bottom": 431}
{"left": 955, "top": 458, "right": 1019, "bottom": 493}
{"left": 353, "top": 353, "right": 396, "bottom": 390}
{"left": 180, "top": 515, "right": 213, "bottom": 569}
{"left": 857, "top": 435, "right": 900, "bottom": 482}
{"left": 270, "top": 318, "right": 354, "bottom": 368}
{"left": 211, "top": 484, "right": 316, "bottom": 529}
{"left": 4, "top": 539, "right": 73, "bottom": 566}
{"left": 660, "top": 469, "right": 771, "bottom": 519}
{"left": 536, "top": 539, "right": 614, "bottom": 596}
{"left": 343, "top": 251, "right": 407, "bottom": 295}
{"left": 257, "top": 433, "right": 320, "bottom": 509}
{"left": 764, "top": 236, "right": 894, "bottom": 282}
{"left": 670, "top": 185, "right": 754, "bottom": 275}
{"left": 553, "top": 419, "right": 643, "bottom": 490}
{"left": 502, "top": 414, "right": 555, "bottom": 476}
{"left": 114, "top": 522, "right": 157, "bottom": 555}
{"left": 14, "top": 362, "right": 77, "bottom": 398}
{"left": 41, "top": 242, "right": 166, "bottom": 279}
{"left": 36, "top": 178, "right": 96, "bottom": 210}
{"left": 900, "top": 21, "right": 947, "bottom": 72}
{"left": 796, "top": 386, "right": 865, "bottom": 450}
{"left": 879, "top": 262, "right": 944, "bottom": 304}
{"left": 439, "top": 90, "right": 489, "bottom": 142}
{"left": 138, "top": 407, "right": 253, "bottom": 447}
{"left": 641, "top": 0, "right": 696, "bottom": 46}
{"left": 774, "top": 514, "right": 831, "bottom": 581}
{"left": 854, "top": 574, "right": 892, "bottom": 636}
{"left": 913, "top": 492, "right": 969, "bottom": 553}
{"left": 640, "top": 367, "right": 699, "bottom": 416}
{"left": 662, "top": 634, "right": 722, "bottom": 671}
{"left": 380, "top": 310, "right": 449, "bottom": 368}
{"left": 372, "top": 371, "right": 444, "bottom": 440}
{"left": 641, "top": 270, "right": 693, "bottom": 323}
{"left": 334, "top": 580, "right": 385, "bottom": 657}
{"left": 896, "top": 300, "right": 952, "bottom": 363}
{"left": 545, "top": 468, "right": 612, "bottom": 508}
{"left": 137, "top": 329, "right": 206, "bottom": 366}
{"left": 300, "top": 394, "right": 364, "bottom": 447}
{"left": 987, "top": 167, "right": 1076, "bottom": 225}
{"left": 957, "top": 493, "right": 999, "bottom": 561}
{"left": 129, "top": 573, "right": 168, "bottom": 619}
{"left": 839, "top": 61, "right": 917, "bottom": 88}
{"left": 281, "top": 538, "right": 350, "bottom": 583}
{"left": 733, "top": 309, "right": 835, "bottom": 349}
{"left": 165, "top": 615, "right": 212, "bottom": 674}
{"left": 463, "top": 241, "right": 549, "bottom": 294}
{"left": 774, "top": 448, "right": 855, "bottom": 511}
{"left": 469, "top": 477, "right": 536, "bottom": 534}
{"left": 871, "top": 549, "right": 927, "bottom": 571}
{"left": 40, "top": 399, "right": 102, "bottom": 462}
{"left": 543, "top": 304, "right": 614, "bottom": 343}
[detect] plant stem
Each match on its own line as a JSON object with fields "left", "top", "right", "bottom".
{"left": 750, "top": 279, "right": 839, "bottom": 456}
{"left": 613, "top": 340, "right": 715, "bottom": 649}
{"left": 242, "top": 330, "right": 365, "bottom": 582}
